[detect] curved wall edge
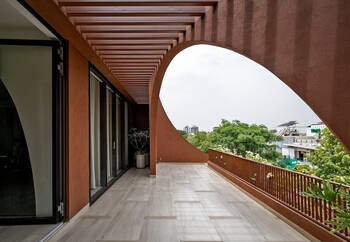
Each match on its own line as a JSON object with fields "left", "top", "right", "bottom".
{"left": 156, "top": 100, "right": 208, "bottom": 163}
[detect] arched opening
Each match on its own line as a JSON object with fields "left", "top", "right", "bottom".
{"left": 149, "top": 42, "right": 350, "bottom": 177}
{"left": 158, "top": 44, "right": 350, "bottom": 183}
{"left": 160, "top": 44, "right": 320, "bottom": 135}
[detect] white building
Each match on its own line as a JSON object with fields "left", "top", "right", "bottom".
{"left": 281, "top": 136, "right": 319, "bottom": 161}
{"left": 275, "top": 121, "right": 324, "bottom": 161}
{"left": 306, "top": 121, "right": 326, "bottom": 137}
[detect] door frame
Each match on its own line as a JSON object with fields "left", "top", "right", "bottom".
{"left": 0, "top": 39, "right": 67, "bottom": 225}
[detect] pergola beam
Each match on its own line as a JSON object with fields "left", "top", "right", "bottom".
{"left": 59, "top": 1, "right": 218, "bottom": 7}
{"left": 93, "top": 45, "right": 171, "bottom": 50}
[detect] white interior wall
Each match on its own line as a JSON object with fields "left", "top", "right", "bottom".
{"left": 0, "top": 27, "right": 50, "bottom": 40}
{"left": 0, "top": 0, "right": 55, "bottom": 40}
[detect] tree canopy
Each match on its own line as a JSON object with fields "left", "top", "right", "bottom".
{"left": 186, "top": 131, "right": 211, "bottom": 153}
{"left": 298, "top": 128, "right": 350, "bottom": 184}
{"left": 177, "top": 129, "right": 188, "bottom": 139}
{"left": 186, "top": 119, "right": 282, "bottom": 162}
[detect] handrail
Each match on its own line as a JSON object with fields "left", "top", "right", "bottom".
{"left": 210, "top": 149, "right": 350, "bottom": 187}
{"left": 208, "top": 149, "right": 350, "bottom": 241}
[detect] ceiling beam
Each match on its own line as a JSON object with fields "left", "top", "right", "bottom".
{"left": 109, "top": 67, "right": 156, "bottom": 70}
{"left": 71, "top": 16, "right": 197, "bottom": 25}
{"left": 78, "top": 25, "right": 188, "bottom": 32}
{"left": 104, "top": 59, "right": 160, "bottom": 63}
{"left": 89, "top": 39, "right": 177, "bottom": 44}
{"left": 98, "top": 50, "right": 166, "bottom": 55}
{"left": 93, "top": 45, "right": 171, "bottom": 50}
{"left": 58, "top": 1, "right": 218, "bottom": 7}
{"left": 101, "top": 55, "right": 163, "bottom": 59}
{"left": 117, "top": 74, "right": 153, "bottom": 76}
{"left": 84, "top": 32, "right": 181, "bottom": 39}
{"left": 111, "top": 67, "right": 156, "bottom": 70}
{"left": 110, "top": 66, "right": 154, "bottom": 71}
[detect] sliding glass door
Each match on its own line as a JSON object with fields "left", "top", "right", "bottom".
{"left": 89, "top": 67, "right": 129, "bottom": 202}
{"left": 0, "top": 41, "right": 65, "bottom": 223}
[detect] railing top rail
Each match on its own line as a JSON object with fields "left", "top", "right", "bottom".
{"left": 208, "top": 148, "right": 350, "bottom": 189}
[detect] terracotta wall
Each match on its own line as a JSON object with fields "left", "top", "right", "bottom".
{"left": 67, "top": 45, "right": 89, "bottom": 219}
{"left": 150, "top": 0, "right": 350, "bottom": 175}
{"left": 157, "top": 102, "right": 208, "bottom": 163}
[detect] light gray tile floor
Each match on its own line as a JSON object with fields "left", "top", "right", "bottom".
{"left": 50, "top": 163, "right": 311, "bottom": 242}
{"left": 0, "top": 224, "right": 58, "bottom": 242}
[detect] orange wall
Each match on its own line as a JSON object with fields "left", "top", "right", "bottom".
{"left": 157, "top": 102, "right": 208, "bottom": 163}
{"left": 150, "top": 0, "right": 350, "bottom": 175}
{"left": 67, "top": 45, "right": 89, "bottom": 219}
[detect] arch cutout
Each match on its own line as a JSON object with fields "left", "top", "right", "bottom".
{"left": 149, "top": 41, "right": 350, "bottom": 175}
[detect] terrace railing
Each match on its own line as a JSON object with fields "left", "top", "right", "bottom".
{"left": 208, "top": 149, "right": 350, "bottom": 242}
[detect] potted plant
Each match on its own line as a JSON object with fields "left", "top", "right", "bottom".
{"left": 128, "top": 128, "right": 149, "bottom": 169}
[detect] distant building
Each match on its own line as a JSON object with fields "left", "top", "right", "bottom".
{"left": 183, "top": 125, "right": 190, "bottom": 134}
{"left": 306, "top": 121, "right": 326, "bottom": 137}
{"left": 190, "top": 126, "right": 199, "bottom": 133}
{"left": 274, "top": 121, "right": 325, "bottom": 162}
{"left": 282, "top": 136, "right": 319, "bottom": 161}
{"left": 183, "top": 125, "right": 199, "bottom": 134}
{"left": 275, "top": 121, "right": 308, "bottom": 136}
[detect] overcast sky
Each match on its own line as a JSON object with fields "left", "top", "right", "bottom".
{"left": 160, "top": 44, "right": 321, "bottom": 132}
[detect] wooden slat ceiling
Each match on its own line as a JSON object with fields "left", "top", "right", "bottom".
{"left": 55, "top": 0, "right": 218, "bottom": 103}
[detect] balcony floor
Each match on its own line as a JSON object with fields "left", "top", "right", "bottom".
{"left": 52, "top": 163, "right": 311, "bottom": 242}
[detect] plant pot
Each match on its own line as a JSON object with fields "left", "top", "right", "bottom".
{"left": 136, "top": 154, "right": 146, "bottom": 169}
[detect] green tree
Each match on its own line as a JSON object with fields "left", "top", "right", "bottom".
{"left": 303, "top": 181, "right": 350, "bottom": 233}
{"left": 186, "top": 131, "right": 211, "bottom": 153}
{"left": 306, "top": 128, "right": 350, "bottom": 184}
{"left": 177, "top": 129, "right": 188, "bottom": 139}
{"left": 209, "top": 119, "right": 282, "bottom": 162}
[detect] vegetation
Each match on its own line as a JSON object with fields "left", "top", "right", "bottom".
{"left": 184, "top": 119, "right": 282, "bottom": 163}
{"left": 177, "top": 129, "right": 188, "bottom": 139}
{"left": 296, "top": 129, "right": 350, "bottom": 234}
{"left": 296, "top": 128, "right": 350, "bottom": 184}
{"left": 186, "top": 131, "right": 211, "bottom": 153}
{"left": 128, "top": 128, "right": 149, "bottom": 154}
{"left": 182, "top": 121, "right": 350, "bottom": 185}
{"left": 303, "top": 181, "right": 350, "bottom": 233}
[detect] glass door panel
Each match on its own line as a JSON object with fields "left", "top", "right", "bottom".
{"left": 124, "top": 102, "right": 129, "bottom": 168}
{"left": 89, "top": 74, "right": 102, "bottom": 196}
{"left": 115, "top": 96, "right": 122, "bottom": 175}
{"left": 0, "top": 44, "right": 53, "bottom": 218}
{"left": 106, "top": 88, "right": 113, "bottom": 182}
